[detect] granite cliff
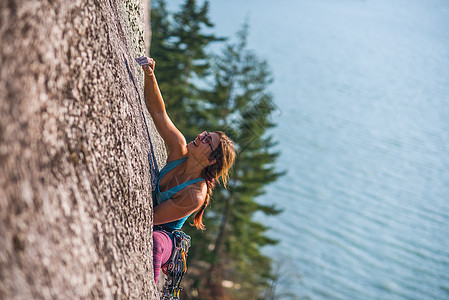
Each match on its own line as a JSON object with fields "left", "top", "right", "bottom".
{"left": 0, "top": 0, "right": 165, "bottom": 298}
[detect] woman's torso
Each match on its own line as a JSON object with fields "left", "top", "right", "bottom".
{"left": 153, "top": 157, "right": 204, "bottom": 230}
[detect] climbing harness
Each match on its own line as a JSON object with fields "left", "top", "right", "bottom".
{"left": 161, "top": 230, "right": 191, "bottom": 300}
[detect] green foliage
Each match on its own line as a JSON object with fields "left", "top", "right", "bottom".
{"left": 199, "top": 26, "right": 284, "bottom": 298}
{"left": 150, "top": 1, "right": 284, "bottom": 298}
{"left": 150, "top": 0, "right": 223, "bottom": 138}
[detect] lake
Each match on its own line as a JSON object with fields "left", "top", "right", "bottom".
{"left": 168, "top": 0, "right": 449, "bottom": 298}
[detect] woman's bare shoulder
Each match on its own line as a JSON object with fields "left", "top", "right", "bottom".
{"left": 166, "top": 143, "right": 188, "bottom": 162}
{"left": 174, "top": 180, "right": 207, "bottom": 208}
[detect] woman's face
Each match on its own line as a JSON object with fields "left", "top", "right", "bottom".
{"left": 188, "top": 131, "right": 220, "bottom": 163}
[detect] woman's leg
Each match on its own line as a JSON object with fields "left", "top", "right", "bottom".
{"left": 152, "top": 230, "right": 173, "bottom": 284}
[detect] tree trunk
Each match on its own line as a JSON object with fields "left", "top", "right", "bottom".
{"left": 0, "top": 0, "right": 165, "bottom": 298}
{"left": 206, "top": 169, "right": 239, "bottom": 296}
{"left": 205, "top": 192, "right": 233, "bottom": 298}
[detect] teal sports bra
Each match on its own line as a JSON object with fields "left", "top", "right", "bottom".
{"left": 152, "top": 157, "right": 204, "bottom": 230}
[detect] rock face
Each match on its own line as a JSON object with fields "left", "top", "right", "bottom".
{"left": 0, "top": 0, "right": 165, "bottom": 298}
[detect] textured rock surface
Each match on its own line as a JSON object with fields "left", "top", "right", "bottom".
{"left": 0, "top": 0, "right": 166, "bottom": 298}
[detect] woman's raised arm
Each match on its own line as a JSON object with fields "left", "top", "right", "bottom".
{"left": 136, "top": 56, "right": 187, "bottom": 160}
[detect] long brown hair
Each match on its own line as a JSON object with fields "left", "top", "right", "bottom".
{"left": 193, "top": 131, "right": 236, "bottom": 230}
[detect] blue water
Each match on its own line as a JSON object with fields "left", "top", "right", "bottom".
{"left": 167, "top": 0, "right": 449, "bottom": 298}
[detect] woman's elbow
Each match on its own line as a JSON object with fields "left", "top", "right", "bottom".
{"left": 153, "top": 210, "right": 165, "bottom": 225}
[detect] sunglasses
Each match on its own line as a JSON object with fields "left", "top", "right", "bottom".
{"left": 199, "top": 131, "right": 214, "bottom": 152}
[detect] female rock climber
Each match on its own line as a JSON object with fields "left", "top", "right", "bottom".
{"left": 136, "top": 56, "right": 236, "bottom": 284}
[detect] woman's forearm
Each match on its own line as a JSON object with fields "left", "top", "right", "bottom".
{"left": 144, "top": 73, "right": 166, "bottom": 115}
{"left": 137, "top": 56, "right": 186, "bottom": 152}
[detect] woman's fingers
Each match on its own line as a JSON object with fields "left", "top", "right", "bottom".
{"left": 136, "top": 57, "right": 149, "bottom": 65}
{"left": 136, "top": 56, "right": 154, "bottom": 66}
{"left": 142, "top": 65, "right": 152, "bottom": 74}
{"left": 136, "top": 56, "right": 148, "bottom": 63}
{"left": 136, "top": 56, "right": 155, "bottom": 76}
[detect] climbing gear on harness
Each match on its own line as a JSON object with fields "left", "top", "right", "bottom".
{"left": 161, "top": 230, "right": 191, "bottom": 300}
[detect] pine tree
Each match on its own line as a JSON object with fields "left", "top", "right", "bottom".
{"left": 184, "top": 25, "right": 285, "bottom": 299}
{"left": 150, "top": 0, "right": 222, "bottom": 138}
{"left": 149, "top": 0, "right": 180, "bottom": 98}
{"left": 149, "top": 2, "right": 284, "bottom": 298}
